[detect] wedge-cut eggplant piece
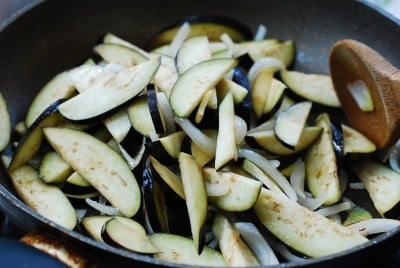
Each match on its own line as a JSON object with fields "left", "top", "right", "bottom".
{"left": 248, "top": 126, "right": 322, "bottom": 156}
{"left": 353, "top": 159, "right": 400, "bottom": 217}
{"left": 216, "top": 78, "right": 248, "bottom": 105}
{"left": 39, "top": 151, "right": 73, "bottom": 184}
{"left": 305, "top": 113, "right": 342, "bottom": 205}
{"left": 179, "top": 152, "right": 207, "bottom": 254}
{"left": 212, "top": 213, "right": 259, "bottom": 266}
{"left": 280, "top": 70, "right": 341, "bottom": 107}
{"left": 146, "top": 131, "right": 186, "bottom": 165}
{"left": 203, "top": 168, "right": 262, "bottom": 211}
{"left": 43, "top": 127, "right": 141, "bottom": 217}
{"left": 103, "top": 110, "right": 131, "bottom": 143}
{"left": 151, "top": 55, "right": 178, "bottom": 98}
{"left": 263, "top": 78, "right": 287, "bottom": 115}
{"left": 8, "top": 165, "right": 77, "bottom": 230}
{"left": 66, "top": 171, "right": 90, "bottom": 187}
{"left": 0, "top": 92, "right": 11, "bottom": 151}
{"left": 102, "top": 217, "right": 159, "bottom": 254}
{"left": 330, "top": 116, "right": 345, "bottom": 166}
{"left": 149, "top": 156, "right": 184, "bottom": 199}
{"left": 342, "top": 124, "right": 376, "bottom": 154}
{"left": 8, "top": 99, "right": 65, "bottom": 172}
{"left": 103, "top": 33, "right": 150, "bottom": 58}
{"left": 176, "top": 35, "right": 212, "bottom": 74}
{"left": 82, "top": 215, "right": 114, "bottom": 242}
{"left": 252, "top": 69, "right": 274, "bottom": 119}
{"left": 253, "top": 188, "right": 368, "bottom": 258}
{"left": 342, "top": 206, "right": 373, "bottom": 226}
{"left": 149, "top": 233, "right": 226, "bottom": 266}
{"left": 190, "top": 129, "right": 218, "bottom": 167}
{"left": 169, "top": 58, "right": 237, "bottom": 118}
{"left": 94, "top": 43, "right": 148, "bottom": 67}
{"left": 234, "top": 39, "right": 279, "bottom": 59}
{"left": 127, "top": 95, "right": 158, "bottom": 137}
{"left": 25, "top": 71, "right": 75, "bottom": 127}
{"left": 147, "top": 84, "right": 166, "bottom": 134}
{"left": 146, "top": 14, "right": 253, "bottom": 50}
{"left": 274, "top": 101, "right": 312, "bottom": 150}
{"left": 58, "top": 58, "right": 160, "bottom": 122}
{"left": 215, "top": 92, "right": 237, "bottom": 170}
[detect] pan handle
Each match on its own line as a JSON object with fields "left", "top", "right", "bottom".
{"left": 0, "top": 209, "right": 95, "bottom": 267}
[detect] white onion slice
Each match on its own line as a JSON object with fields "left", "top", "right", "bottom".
{"left": 347, "top": 218, "right": 400, "bottom": 236}
{"left": 156, "top": 92, "right": 176, "bottom": 134}
{"left": 298, "top": 191, "right": 326, "bottom": 211}
{"left": 85, "top": 198, "right": 123, "bottom": 216}
{"left": 315, "top": 201, "right": 353, "bottom": 217}
{"left": 389, "top": 139, "right": 400, "bottom": 172}
{"left": 273, "top": 241, "right": 307, "bottom": 262}
{"left": 220, "top": 33, "right": 234, "bottom": 58}
{"left": 254, "top": 24, "right": 268, "bottom": 41}
{"left": 238, "top": 148, "right": 297, "bottom": 201}
{"left": 234, "top": 115, "right": 248, "bottom": 145}
{"left": 174, "top": 117, "right": 216, "bottom": 155}
{"left": 248, "top": 57, "right": 285, "bottom": 85}
{"left": 349, "top": 182, "right": 366, "bottom": 190}
{"left": 234, "top": 222, "right": 279, "bottom": 265}
{"left": 169, "top": 22, "right": 190, "bottom": 57}
{"left": 289, "top": 158, "right": 306, "bottom": 200}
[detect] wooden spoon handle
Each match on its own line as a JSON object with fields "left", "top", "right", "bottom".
{"left": 330, "top": 39, "right": 400, "bottom": 149}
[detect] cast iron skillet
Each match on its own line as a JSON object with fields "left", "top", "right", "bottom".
{"left": 0, "top": 0, "right": 399, "bottom": 267}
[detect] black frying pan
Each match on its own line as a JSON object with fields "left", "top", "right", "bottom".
{"left": 0, "top": 0, "right": 399, "bottom": 267}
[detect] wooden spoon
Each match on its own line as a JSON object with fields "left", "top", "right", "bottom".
{"left": 329, "top": 39, "right": 400, "bottom": 149}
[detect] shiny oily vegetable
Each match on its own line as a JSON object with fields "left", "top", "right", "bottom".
{"left": 2, "top": 15, "right": 400, "bottom": 267}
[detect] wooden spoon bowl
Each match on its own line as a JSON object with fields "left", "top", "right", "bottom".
{"left": 329, "top": 39, "right": 400, "bottom": 149}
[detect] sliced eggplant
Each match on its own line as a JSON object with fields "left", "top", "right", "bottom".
{"left": 280, "top": 70, "right": 341, "bottom": 107}
{"left": 274, "top": 101, "right": 312, "bottom": 150}
{"left": 342, "top": 206, "right": 373, "bottom": 226}
{"left": 342, "top": 124, "right": 376, "bottom": 154}
{"left": 94, "top": 43, "right": 148, "bottom": 67}
{"left": 178, "top": 152, "right": 207, "bottom": 254}
{"left": 39, "top": 151, "right": 73, "bottom": 184}
{"left": 215, "top": 92, "right": 237, "bottom": 170}
{"left": 212, "top": 213, "right": 259, "bottom": 266}
{"left": 103, "top": 32, "right": 150, "bottom": 58}
{"left": 203, "top": 168, "right": 262, "bottom": 211}
{"left": 145, "top": 14, "right": 253, "bottom": 50}
{"left": 43, "top": 127, "right": 141, "bottom": 217}
{"left": 149, "top": 156, "right": 185, "bottom": 199}
{"left": 305, "top": 113, "right": 342, "bottom": 205}
{"left": 149, "top": 233, "right": 226, "bottom": 266}
{"left": 263, "top": 78, "right": 287, "bottom": 115}
{"left": 216, "top": 78, "right": 248, "bottom": 104}
{"left": 248, "top": 126, "right": 322, "bottom": 156}
{"left": 169, "top": 58, "right": 237, "bottom": 118}
{"left": 101, "top": 217, "right": 159, "bottom": 254}
{"left": 82, "top": 215, "right": 114, "bottom": 242}
{"left": 176, "top": 35, "right": 212, "bottom": 74}
{"left": 151, "top": 55, "right": 178, "bottom": 98}
{"left": 58, "top": 57, "right": 160, "bottom": 122}
{"left": 251, "top": 69, "right": 274, "bottom": 118}
{"left": 353, "top": 159, "right": 400, "bottom": 216}
{"left": 253, "top": 188, "right": 368, "bottom": 258}
{"left": 127, "top": 95, "right": 157, "bottom": 137}
{"left": 147, "top": 84, "right": 166, "bottom": 134}
{"left": 8, "top": 165, "right": 77, "bottom": 230}
{"left": 102, "top": 109, "right": 131, "bottom": 143}
{"left": 147, "top": 131, "right": 186, "bottom": 165}
{"left": 8, "top": 99, "right": 65, "bottom": 171}
{"left": 0, "top": 92, "right": 11, "bottom": 151}
{"left": 25, "top": 71, "right": 75, "bottom": 127}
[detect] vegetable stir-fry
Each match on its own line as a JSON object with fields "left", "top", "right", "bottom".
{"left": 1, "top": 15, "right": 400, "bottom": 266}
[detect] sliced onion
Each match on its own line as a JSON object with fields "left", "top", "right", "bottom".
{"left": 298, "top": 191, "right": 326, "bottom": 211}
{"left": 349, "top": 182, "right": 366, "bottom": 190}
{"left": 174, "top": 117, "right": 216, "bottom": 155}
{"left": 347, "top": 218, "right": 400, "bottom": 236}
{"left": 315, "top": 201, "right": 353, "bottom": 217}
{"left": 85, "top": 198, "right": 123, "bottom": 216}
{"left": 169, "top": 22, "right": 190, "bottom": 57}
{"left": 248, "top": 57, "right": 285, "bottom": 85}
{"left": 220, "top": 33, "right": 234, "bottom": 58}
{"left": 254, "top": 24, "right": 268, "bottom": 41}
{"left": 234, "top": 222, "right": 279, "bottom": 265}
{"left": 234, "top": 115, "right": 248, "bottom": 145}
{"left": 156, "top": 92, "right": 176, "bottom": 134}
{"left": 238, "top": 148, "right": 297, "bottom": 201}
{"left": 328, "top": 213, "right": 342, "bottom": 224}
{"left": 289, "top": 158, "right": 306, "bottom": 200}
{"left": 273, "top": 241, "right": 307, "bottom": 263}
{"left": 75, "top": 209, "right": 88, "bottom": 223}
